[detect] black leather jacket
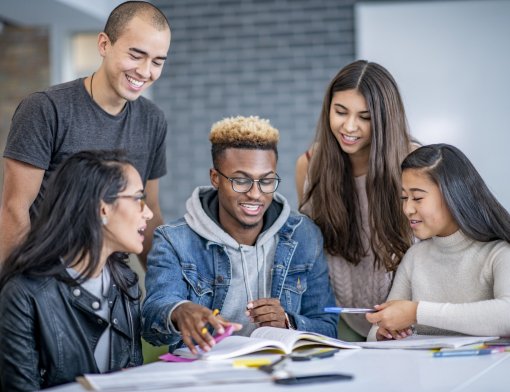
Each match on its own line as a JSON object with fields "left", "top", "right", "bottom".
{"left": 0, "top": 269, "right": 143, "bottom": 391}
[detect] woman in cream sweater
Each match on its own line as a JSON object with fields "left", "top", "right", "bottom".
{"left": 367, "top": 144, "right": 510, "bottom": 340}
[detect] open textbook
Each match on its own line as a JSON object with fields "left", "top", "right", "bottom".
{"left": 173, "top": 327, "right": 361, "bottom": 360}
{"left": 170, "top": 328, "right": 500, "bottom": 360}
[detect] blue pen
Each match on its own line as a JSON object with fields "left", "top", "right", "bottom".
{"left": 433, "top": 348, "right": 503, "bottom": 358}
{"left": 324, "top": 307, "right": 376, "bottom": 314}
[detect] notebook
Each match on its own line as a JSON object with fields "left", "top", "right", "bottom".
{"left": 358, "top": 335, "right": 499, "bottom": 349}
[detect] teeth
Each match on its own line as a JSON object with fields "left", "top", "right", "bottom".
{"left": 126, "top": 75, "right": 144, "bottom": 88}
{"left": 343, "top": 135, "right": 359, "bottom": 142}
{"left": 241, "top": 204, "right": 259, "bottom": 211}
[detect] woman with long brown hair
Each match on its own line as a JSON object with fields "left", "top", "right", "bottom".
{"left": 295, "top": 60, "right": 415, "bottom": 340}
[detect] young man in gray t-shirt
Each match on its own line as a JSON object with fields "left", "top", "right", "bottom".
{"left": 0, "top": 1, "right": 171, "bottom": 267}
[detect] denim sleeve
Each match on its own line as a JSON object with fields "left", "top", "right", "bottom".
{"left": 142, "top": 226, "right": 190, "bottom": 348}
{"left": 0, "top": 281, "right": 42, "bottom": 391}
{"left": 289, "top": 222, "right": 338, "bottom": 338}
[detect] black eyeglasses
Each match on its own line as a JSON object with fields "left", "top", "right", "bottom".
{"left": 215, "top": 169, "right": 281, "bottom": 194}
{"left": 114, "top": 192, "right": 147, "bottom": 212}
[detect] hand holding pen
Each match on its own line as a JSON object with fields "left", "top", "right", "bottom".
{"left": 365, "top": 301, "right": 417, "bottom": 340}
{"left": 172, "top": 303, "right": 242, "bottom": 355}
{"left": 324, "top": 305, "right": 413, "bottom": 340}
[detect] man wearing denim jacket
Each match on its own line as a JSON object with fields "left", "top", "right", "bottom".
{"left": 142, "top": 116, "right": 338, "bottom": 354}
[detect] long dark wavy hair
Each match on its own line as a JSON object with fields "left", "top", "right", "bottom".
{"left": 302, "top": 60, "right": 413, "bottom": 271}
{"left": 402, "top": 144, "right": 510, "bottom": 243}
{"left": 0, "top": 150, "right": 139, "bottom": 297}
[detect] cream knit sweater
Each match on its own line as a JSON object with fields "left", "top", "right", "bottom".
{"left": 368, "top": 230, "right": 510, "bottom": 341}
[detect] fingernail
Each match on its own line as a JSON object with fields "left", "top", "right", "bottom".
{"left": 245, "top": 311, "right": 250, "bottom": 316}
{"left": 218, "top": 327, "right": 224, "bottom": 334}
{"left": 246, "top": 303, "right": 253, "bottom": 309}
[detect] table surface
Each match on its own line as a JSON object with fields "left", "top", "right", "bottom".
{"left": 47, "top": 348, "right": 510, "bottom": 392}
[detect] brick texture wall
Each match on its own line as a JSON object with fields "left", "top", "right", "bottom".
{"left": 0, "top": 1, "right": 358, "bottom": 219}
{"left": 152, "top": 0, "right": 356, "bottom": 220}
{"left": 0, "top": 23, "right": 50, "bottom": 200}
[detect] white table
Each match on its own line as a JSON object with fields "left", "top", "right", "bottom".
{"left": 47, "top": 349, "right": 510, "bottom": 391}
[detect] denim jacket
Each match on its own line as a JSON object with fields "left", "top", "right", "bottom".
{"left": 142, "top": 210, "right": 338, "bottom": 352}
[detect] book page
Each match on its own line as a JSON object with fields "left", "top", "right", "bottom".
{"left": 359, "top": 335, "right": 499, "bottom": 349}
{"left": 174, "top": 335, "right": 288, "bottom": 360}
{"left": 250, "top": 327, "right": 307, "bottom": 351}
{"left": 250, "top": 327, "right": 361, "bottom": 350}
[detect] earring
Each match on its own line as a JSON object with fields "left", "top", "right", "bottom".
{"left": 101, "top": 216, "right": 108, "bottom": 225}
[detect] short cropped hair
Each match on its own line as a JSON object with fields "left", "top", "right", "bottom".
{"left": 209, "top": 116, "right": 279, "bottom": 167}
{"left": 104, "top": 1, "right": 170, "bottom": 44}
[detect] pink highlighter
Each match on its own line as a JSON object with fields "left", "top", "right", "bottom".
{"left": 212, "top": 324, "right": 235, "bottom": 344}
{"left": 159, "top": 325, "right": 235, "bottom": 362}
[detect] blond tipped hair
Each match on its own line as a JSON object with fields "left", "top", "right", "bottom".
{"left": 210, "top": 116, "right": 279, "bottom": 167}
{"left": 209, "top": 116, "right": 279, "bottom": 146}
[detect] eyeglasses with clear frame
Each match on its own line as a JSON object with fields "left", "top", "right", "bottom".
{"left": 215, "top": 169, "right": 281, "bottom": 194}
{"left": 114, "top": 192, "right": 147, "bottom": 212}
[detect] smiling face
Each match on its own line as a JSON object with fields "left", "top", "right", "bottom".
{"left": 401, "top": 169, "right": 459, "bottom": 240}
{"left": 101, "top": 164, "right": 153, "bottom": 255}
{"left": 99, "top": 15, "right": 170, "bottom": 105}
{"left": 329, "top": 89, "right": 372, "bottom": 162}
{"left": 211, "top": 148, "right": 277, "bottom": 244}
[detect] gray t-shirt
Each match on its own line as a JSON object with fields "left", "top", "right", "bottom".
{"left": 4, "top": 78, "right": 167, "bottom": 218}
{"left": 67, "top": 267, "right": 112, "bottom": 373}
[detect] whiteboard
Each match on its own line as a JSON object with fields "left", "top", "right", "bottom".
{"left": 356, "top": 0, "right": 510, "bottom": 210}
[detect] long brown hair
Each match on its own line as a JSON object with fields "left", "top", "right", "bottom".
{"left": 302, "top": 60, "right": 413, "bottom": 271}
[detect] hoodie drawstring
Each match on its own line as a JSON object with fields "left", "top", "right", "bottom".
{"left": 259, "top": 244, "right": 267, "bottom": 298}
{"left": 239, "top": 244, "right": 268, "bottom": 302}
{"left": 239, "top": 245, "right": 254, "bottom": 302}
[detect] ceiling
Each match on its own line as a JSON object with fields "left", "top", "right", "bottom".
{"left": 0, "top": 0, "right": 123, "bottom": 30}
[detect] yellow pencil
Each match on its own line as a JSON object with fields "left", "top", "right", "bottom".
{"left": 201, "top": 309, "right": 220, "bottom": 335}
